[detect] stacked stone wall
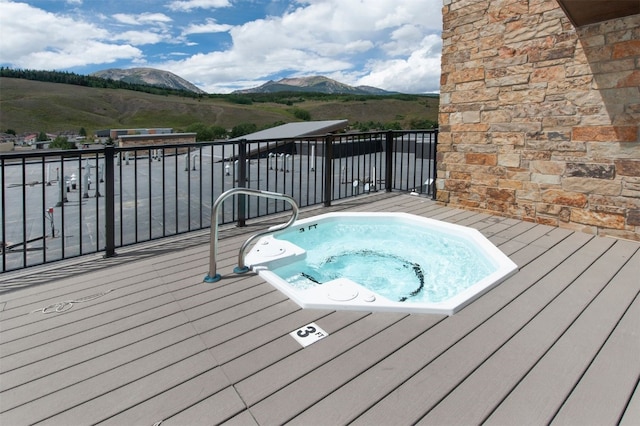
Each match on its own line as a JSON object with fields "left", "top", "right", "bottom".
{"left": 438, "top": 0, "right": 640, "bottom": 240}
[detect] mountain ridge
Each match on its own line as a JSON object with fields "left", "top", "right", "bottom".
{"left": 91, "top": 67, "right": 207, "bottom": 94}
{"left": 232, "top": 76, "right": 397, "bottom": 95}
{"left": 89, "top": 68, "right": 396, "bottom": 96}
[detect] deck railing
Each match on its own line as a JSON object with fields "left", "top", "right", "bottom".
{"left": 0, "top": 129, "right": 437, "bottom": 272}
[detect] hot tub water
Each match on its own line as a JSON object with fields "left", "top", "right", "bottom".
{"left": 246, "top": 213, "right": 518, "bottom": 315}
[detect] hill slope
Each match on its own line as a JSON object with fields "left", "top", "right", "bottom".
{"left": 0, "top": 78, "right": 438, "bottom": 136}
{"left": 91, "top": 68, "right": 206, "bottom": 94}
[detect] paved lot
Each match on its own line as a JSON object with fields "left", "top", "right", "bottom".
{"left": 2, "top": 149, "right": 432, "bottom": 271}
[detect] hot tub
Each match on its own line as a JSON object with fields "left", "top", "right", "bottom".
{"left": 245, "top": 212, "right": 518, "bottom": 315}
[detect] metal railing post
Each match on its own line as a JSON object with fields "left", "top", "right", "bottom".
{"left": 1, "top": 157, "right": 5, "bottom": 272}
{"left": 432, "top": 130, "right": 438, "bottom": 200}
{"left": 385, "top": 130, "right": 394, "bottom": 192}
{"left": 323, "top": 134, "right": 333, "bottom": 207}
{"left": 237, "top": 139, "right": 247, "bottom": 227}
{"left": 104, "top": 145, "right": 117, "bottom": 257}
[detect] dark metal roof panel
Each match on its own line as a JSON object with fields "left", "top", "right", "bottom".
{"left": 230, "top": 120, "right": 348, "bottom": 141}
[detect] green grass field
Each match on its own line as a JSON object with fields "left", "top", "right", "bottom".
{"left": 0, "top": 78, "right": 438, "bottom": 136}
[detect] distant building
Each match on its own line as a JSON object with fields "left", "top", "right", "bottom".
{"left": 0, "top": 141, "right": 14, "bottom": 153}
{"left": 109, "top": 128, "right": 173, "bottom": 140}
{"left": 22, "top": 133, "right": 38, "bottom": 145}
{"left": 117, "top": 132, "right": 197, "bottom": 156}
{"left": 94, "top": 128, "right": 174, "bottom": 144}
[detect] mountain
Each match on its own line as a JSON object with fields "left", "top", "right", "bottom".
{"left": 233, "top": 76, "right": 397, "bottom": 95}
{"left": 0, "top": 77, "right": 439, "bottom": 135}
{"left": 91, "top": 67, "right": 206, "bottom": 94}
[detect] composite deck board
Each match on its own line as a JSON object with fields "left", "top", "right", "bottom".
{"left": 0, "top": 261, "right": 154, "bottom": 315}
{"left": 0, "top": 193, "right": 638, "bottom": 425}
{"left": 0, "top": 257, "right": 161, "bottom": 320}
{"left": 487, "top": 221, "right": 541, "bottom": 254}
{"left": 234, "top": 312, "right": 409, "bottom": 406}
{"left": 552, "top": 282, "right": 640, "bottom": 425}
{"left": 451, "top": 211, "right": 494, "bottom": 227}
{"left": 219, "top": 310, "right": 370, "bottom": 385}
{"left": 179, "top": 281, "right": 283, "bottom": 325}
{"left": 2, "top": 338, "right": 213, "bottom": 424}
{"left": 435, "top": 208, "right": 481, "bottom": 224}
{"left": 216, "top": 409, "right": 261, "bottom": 426}
{"left": 98, "top": 369, "right": 245, "bottom": 426}
{"left": 620, "top": 383, "right": 640, "bottom": 426}
{"left": 254, "top": 313, "right": 445, "bottom": 425}
{"left": 291, "top": 231, "right": 593, "bottom": 425}
{"left": 209, "top": 307, "right": 334, "bottom": 364}
{"left": 0, "top": 273, "right": 175, "bottom": 344}
{"left": 0, "top": 293, "right": 180, "bottom": 371}
{"left": 485, "top": 244, "right": 640, "bottom": 425}
{"left": 350, "top": 232, "right": 601, "bottom": 425}
{"left": 415, "top": 236, "right": 623, "bottom": 424}
{"left": 0, "top": 279, "right": 169, "bottom": 347}
{"left": 417, "top": 236, "right": 628, "bottom": 425}
{"left": 37, "top": 350, "right": 220, "bottom": 425}
{"left": 197, "top": 297, "right": 301, "bottom": 348}
{"left": 1, "top": 321, "right": 197, "bottom": 410}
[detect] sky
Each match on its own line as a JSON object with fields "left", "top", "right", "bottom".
{"left": 0, "top": 0, "right": 442, "bottom": 94}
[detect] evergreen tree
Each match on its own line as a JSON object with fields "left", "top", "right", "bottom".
{"left": 230, "top": 123, "right": 257, "bottom": 138}
{"left": 48, "top": 136, "right": 77, "bottom": 150}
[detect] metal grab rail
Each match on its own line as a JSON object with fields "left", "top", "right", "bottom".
{"left": 204, "top": 187, "right": 299, "bottom": 283}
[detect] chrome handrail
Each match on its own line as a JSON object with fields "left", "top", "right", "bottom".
{"left": 204, "top": 187, "right": 299, "bottom": 283}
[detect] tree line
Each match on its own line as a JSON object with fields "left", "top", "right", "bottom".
{"left": 0, "top": 67, "right": 202, "bottom": 98}
{"left": 1, "top": 67, "right": 438, "bottom": 105}
{"left": 1, "top": 67, "right": 437, "bottom": 144}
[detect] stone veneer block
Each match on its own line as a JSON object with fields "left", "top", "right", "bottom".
{"left": 612, "top": 40, "right": 640, "bottom": 59}
{"left": 614, "top": 159, "right": 640, "bottom": 176}
{"left": 440, "top": 0, "right": 639, "bottom": 239}
{"left": 465, "top": 152, "right": 497, "bottom": 166}
{"left": 572, "top": 125, "right": 638, "bottom": 142}
{"left": 571, "top": 209, "right": 626, "bottom": 230}
{"left": 565, "top": 163, "right": 616, "bottom": 179}
{"left": 541, "top": 189, "right": 588, "bottom": 208}
{"left": 562, "top": 177, "right": 622, "bottom": 196}
{"left": 628, "top": 209, "right": 640, "bottom": 226}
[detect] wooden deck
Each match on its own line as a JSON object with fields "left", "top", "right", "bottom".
{"left": 1, "top": 192, "right": 639, "bottom": 425}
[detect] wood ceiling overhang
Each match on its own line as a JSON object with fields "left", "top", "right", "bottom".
{"left": 556, "top": 0, "right": 640, "bottom": 27}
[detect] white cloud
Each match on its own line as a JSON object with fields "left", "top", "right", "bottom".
{"left": 166, "top": 0, "right": 231, "bottom": 12}
{"left": 182, "top": 18, "right": 233, "bottom": 35}
{"left": 19, "top": 41, "right": 142, "bottom": 70}
{"left": 109, "top": 13, "right": 176, "bottom": 46}
{"left": 0, "top": 2, "right": 143, "bottom": 69}
{"left": 357, "top": 34, "right": 442, "bottom": 93}
{"left": 161, "top": 0, "right": 442, "bottom": 93}
{"left": 112, "top": 12, "right": 173, "bottom": 26}
{"left": 0, "top": 0, "right": 442, "bottom": 93}
{"left": 115, "top": 31, "right": 168, "bottom": 46}
{"left": 382, "top": 24, "right": 427, "bottom": 56}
